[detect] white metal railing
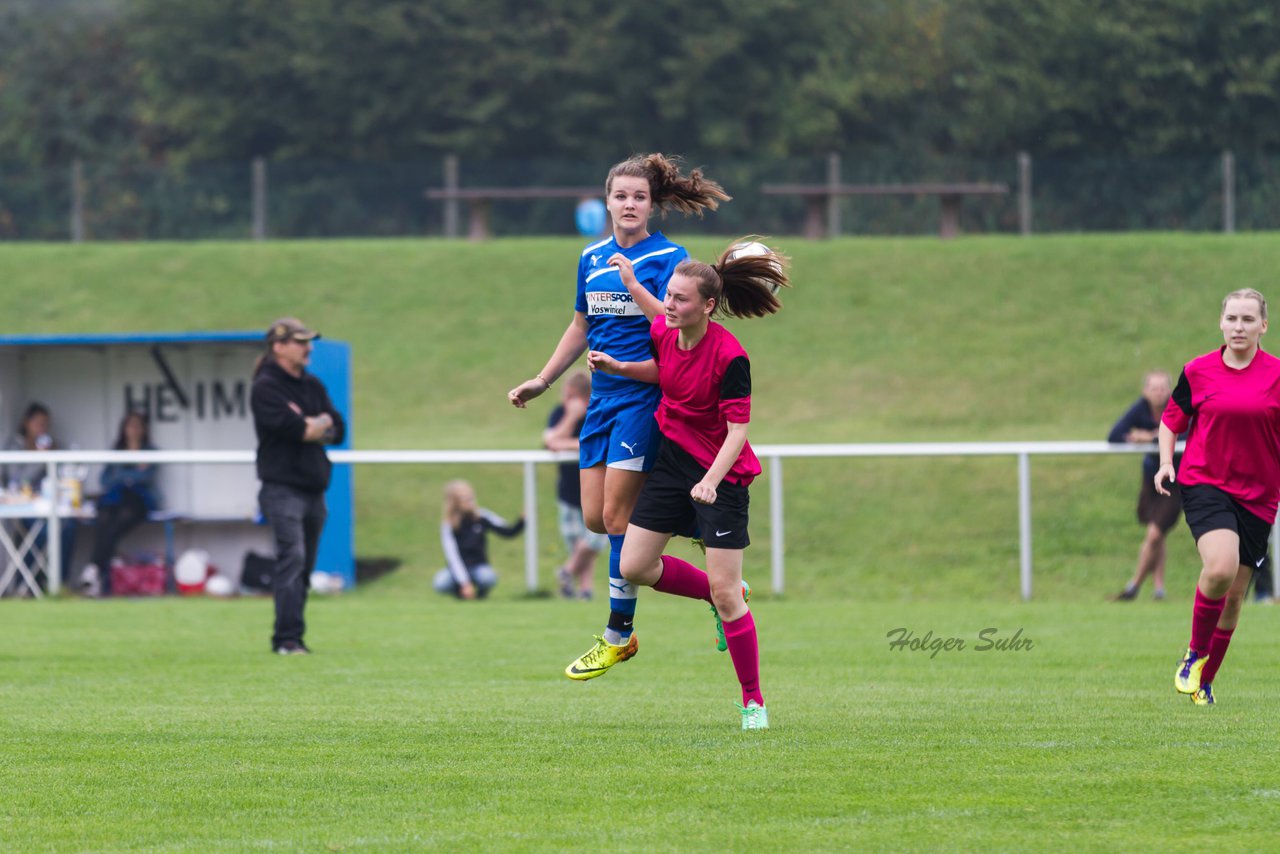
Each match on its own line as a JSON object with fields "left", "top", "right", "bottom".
{"left": 0, "top": 441, "right": 1240, "bottom": 601}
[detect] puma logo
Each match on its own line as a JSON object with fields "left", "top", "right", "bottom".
{"left": 620, "top": 441, "right": 637, "bottom": 455}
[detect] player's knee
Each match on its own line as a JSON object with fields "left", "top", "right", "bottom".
{"left": 601, "top": 506, "right": 629, "bottom": 536}
{"left": 619, "top": 559, "right": 646, "bottom": 585}
{"left": 583, "top": 511, "right": 606, "bottom": 534}
{"left": 709, "top": 579, "right": 746, "bottom": 618}
{"left": 1205, "top": 565, "right": 1237, "bottom": 589}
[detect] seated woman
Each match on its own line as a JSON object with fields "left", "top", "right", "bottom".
{"left": 1, "top": 402, "right": 78, "bottom": 594}
{"left": 83, "top": 411, "right": 160, "bottom": 597}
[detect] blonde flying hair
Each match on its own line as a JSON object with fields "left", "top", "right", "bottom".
{"left": 675, "top": 237, "right": 792, "bottom": 319}
{"left": 1222, "top": 288, "right": 1268, "bottom": 321}
{"left": 442, "top": 479, "right": 476, "bottom": 528}
{"left": 605, "top": 153, "right": 731, "bottom": 218}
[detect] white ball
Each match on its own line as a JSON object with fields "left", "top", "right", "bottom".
{"left": 310, "top": 571, "right": 344, "bottom": 594}
{"left": 726, "top": 241, "right": 783, "bottom": 294}
{"left": 728, "top": 240, "right": 771, "bottom": 260}
{"left": 205, "top": 574, "right": 235, "bottom": 597}
{"left": 174, "top": 549, "right": 211, "bottom": 585}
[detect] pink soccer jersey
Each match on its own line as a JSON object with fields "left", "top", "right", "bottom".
{"left": 1162, "top": 346, "right": 1280, "bottom": 523}
{"left": 650, "top": 317, "right": 761, "bottom": 485}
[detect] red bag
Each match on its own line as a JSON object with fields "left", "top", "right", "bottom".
{"left": 111, "top": 560, "right": 168, "bottom": 596}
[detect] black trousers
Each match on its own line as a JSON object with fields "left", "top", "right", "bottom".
{"left": 92, "top": 491, "right": 149, "bottom": 595}
{"left": 259, "top": 482, "right": 327, "bottom": 649}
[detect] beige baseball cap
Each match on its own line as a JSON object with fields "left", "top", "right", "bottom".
{"left": 265, "top": 317, "right": 320, "bottom": 343}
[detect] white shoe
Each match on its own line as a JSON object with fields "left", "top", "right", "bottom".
{"left": 80, "top": 564, "right": 101, "bottom": 598}
{"left": 739, "top": 700, "right": 770, "bottom": 731}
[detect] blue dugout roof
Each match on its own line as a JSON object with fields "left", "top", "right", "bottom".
{"left": 0, "top": 331, "right": 270, "bottom": 347}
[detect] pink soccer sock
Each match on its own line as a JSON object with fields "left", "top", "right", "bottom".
{"left": 1189, "top": 587, "right": 1227, "bottom": 655}
{"left": 652, "top": 555, "right": 710, "bottom": 601}
{"left": 723, "top": 610, "right": 763, "bottom": 707}
{"left": 1199, "top": 627, "right": 1235, "bottom": 685}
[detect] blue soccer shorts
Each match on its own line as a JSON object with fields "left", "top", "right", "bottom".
{"left": 578, "top": 388, "right": 662, "bottom": 473}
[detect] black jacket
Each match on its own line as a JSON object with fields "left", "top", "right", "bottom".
{"left": 1108, "top": 397, "right": 1181, "bottom": 479}
{"left": 251, "top": 360, "right": 346, "bottom": 493}
{"left": 441, "top": 510, "right": 526, "bottom": 586}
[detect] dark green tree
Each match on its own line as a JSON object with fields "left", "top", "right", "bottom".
{"left": 0, "top": 2, "right": 142, "bottom": 164}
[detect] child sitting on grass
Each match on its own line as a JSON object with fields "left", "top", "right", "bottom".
{"left": 435, "top": 479, "right": 525, "bottom": 599}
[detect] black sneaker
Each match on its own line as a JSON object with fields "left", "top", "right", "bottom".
{"left": 1111, "top": 587, "right": 1138, "bottom": 601}
{"left": 273, "top": 641, "right": 310, "bottom": 655}
{"left": 556, "top": 566, "right": 574, "bottom": 599}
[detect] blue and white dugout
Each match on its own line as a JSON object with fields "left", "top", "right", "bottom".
{"left": 0, "top": 330, "right": 354, "bottom": 588}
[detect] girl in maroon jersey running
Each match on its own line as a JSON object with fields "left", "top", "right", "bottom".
{"left": 587, "top": 239, "right": 790, "bottom": 730}
{"left": 1158, "top": 288, "right": 1280, "bottom": 706}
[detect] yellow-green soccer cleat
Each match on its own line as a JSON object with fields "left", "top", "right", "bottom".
{"left": 1174, "top": 648, "right": 1207, "bottom": 694}
{"left": 739, "top": 701, "right": 769, "bottom": 731}
{"left": 712, "top": 580, "right": 752, "bottom": 652}
{"left": 565, "top": 634, "right": 638, "bottom": 681}
{"left": 1191, "top": 683, "right": 1215, "bottom": 706}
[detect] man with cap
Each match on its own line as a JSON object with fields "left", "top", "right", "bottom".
{"left": 251, "top": 317, "right": 346, "bottom": 655}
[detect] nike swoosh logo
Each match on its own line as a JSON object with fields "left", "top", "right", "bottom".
{"left": 568, "top": 663, "right": 608, "bottom": 675}
{"left": 1257, "top": 557, "right": 1267, "bottom": 568}
{"left": 715, "top": 529, "right": 732, "bottom": 537}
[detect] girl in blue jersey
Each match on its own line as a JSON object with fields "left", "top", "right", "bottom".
{"left": 508, "top": 153, "right": 729, "bottom": 680}
{"left": 588, "top": 240, "right": 790, "bottom": 731}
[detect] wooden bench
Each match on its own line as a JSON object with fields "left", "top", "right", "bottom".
{"left": 761, "top": 182, "right": 1010, "bottom": 239}
{"left": 424, "top": 186, "right": 604, "bottom": 240}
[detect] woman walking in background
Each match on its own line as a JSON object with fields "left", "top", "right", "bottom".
{"left": 1108, "top": 370, "right": 1181, "bottom": 602}
{"left": 507, "top": 153, "right": 729, "bottom": 680}
{"left": 588, "top": 238, "right": 790, "bottom": 730}
{"left": 1160, "top": 289, "right": 1280, "bottom": 706}
{"left": 543, "top": 371, "right": 608, "bottom": 601}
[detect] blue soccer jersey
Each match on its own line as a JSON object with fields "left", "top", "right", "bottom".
{"left": 575, "top": 231, "right": 687, "bottom": 396}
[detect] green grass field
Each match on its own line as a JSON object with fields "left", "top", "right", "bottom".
{"left": 4, "top": 574, "right": 1278, "bottom": 851}
{"left": 4, "top": 233, "right": 1279, "bottom": 600}
{"left": 3, "top": 234, "right": 1280, "bottom": 850}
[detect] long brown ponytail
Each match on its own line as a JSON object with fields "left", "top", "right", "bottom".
{"left": 675, "top": 238, "right": 791, "bottom": 319}
{"left": 606, "top": 153, "right": 731, "bottom": 218}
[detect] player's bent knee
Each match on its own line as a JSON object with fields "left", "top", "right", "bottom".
{"left": 619, "top": 560, "right": 646, "bottom": 584}
{"left": 708, "top": 583, "right": 744, "bottom": 616}
{"left": 601, "top": 511, "right": 629, "bottom": 536}
{"left": 1205, "top": 564, "right": 1238, "bottom": 587}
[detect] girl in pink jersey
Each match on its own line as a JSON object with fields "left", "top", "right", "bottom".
{"left": 1158, "top": 288, "right": 1280, "bottom": 706}
{"left": 507, "top": 155, "right": 730, "bottom": 682}
{"left": 587, "top": 239, "right": 790, "bottom": 730}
